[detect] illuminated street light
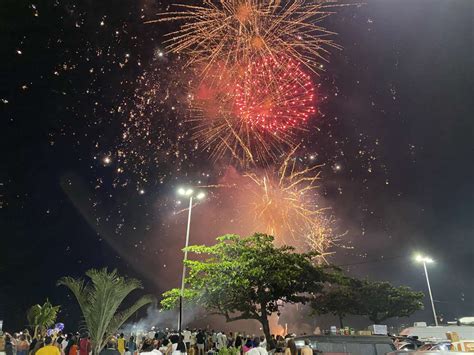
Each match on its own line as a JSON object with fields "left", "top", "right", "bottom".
{"left": 415, "top": 254, "right": 438, "bottom": 326}
{"left": 176, "top": 187, "right": 206, "bottom": 335}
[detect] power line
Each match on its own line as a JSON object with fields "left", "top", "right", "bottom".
{"left": 336, "top": 254, "right": 407, "bottom": 267}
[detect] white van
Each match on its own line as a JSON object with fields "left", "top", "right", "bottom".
{"left": 399, "top": 325, "right": 474, "bottom": 341}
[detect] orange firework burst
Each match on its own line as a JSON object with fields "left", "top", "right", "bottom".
{"left": 243, "top": 148, "right": 339, "bottom": 261}
{"left": 149, "top": 0, "right": 341, "bottom": 74}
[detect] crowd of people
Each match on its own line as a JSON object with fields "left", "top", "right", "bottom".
{"left": 0, "top": 328, "right": 312, "bottom": 355}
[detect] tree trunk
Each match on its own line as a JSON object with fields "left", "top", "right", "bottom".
{"left": 260, "top": 316, "right": 272, "bottom": 349}
{"left": 338, "top": 315, "right": 344, "bottom": 328}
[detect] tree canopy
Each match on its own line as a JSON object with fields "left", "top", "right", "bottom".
{"left": 27, "top": 299, "right": 60, "bottom": 338}
{"left": 311, "top": 278, "right": 424, "bottom": 325}
{"left": 358, "top": 280, "right": 424, "bottom": 324}
{"left": 58, "top": 268, "right": 155, "bottom": 355}
{"left": 311, "top": 278, "right": 361, "bottom": 328}
{"left": 161, "top": 233, "right": 336, "bottom": 342}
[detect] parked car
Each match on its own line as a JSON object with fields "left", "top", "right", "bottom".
{"left": 293, "top": 335, "right": 395, "bottom": 355}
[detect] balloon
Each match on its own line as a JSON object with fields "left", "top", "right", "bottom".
{"left": 55, "top": 323, "right": 65, "bottom": 331}
{"left": 46, "top": 329, "right": 54, "bottom": 336}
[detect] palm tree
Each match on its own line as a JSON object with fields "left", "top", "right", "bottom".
{"left": 27, "top": 300, "right": 60, "bottom": 338}
{"left": 57, "top": 268, "right": 155, "bottom": 355}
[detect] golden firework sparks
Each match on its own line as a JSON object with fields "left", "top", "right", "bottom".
{"left": 149, "top": 0, "right": 341, "bottom": 75}
{"left": 243, "top": 148, "right": 340, "bottom": 261}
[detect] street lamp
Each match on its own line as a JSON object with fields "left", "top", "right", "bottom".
{"left": 415, "top": 254, "right": 438, "bottom": 326}
{"left": 176, "top": 187, "right": 206, "bottom": 335}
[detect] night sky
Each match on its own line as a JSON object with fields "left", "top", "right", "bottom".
{"left": 1, "top": 0, "right": 473, "bottom": 332}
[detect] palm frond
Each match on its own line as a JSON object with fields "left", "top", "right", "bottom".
{"left": 58, "top": 268, "right": 155, "bottom": 355}
{"left": 103, "top": 295, "right": 155, "bottom": 349}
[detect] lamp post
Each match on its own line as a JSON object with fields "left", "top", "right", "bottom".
{"left": 415, "top": 254, "right": 438, "bottom": 326}
{"left": 176, "top": 187, "right": 206, "bottom": 335}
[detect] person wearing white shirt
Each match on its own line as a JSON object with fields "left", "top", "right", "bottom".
{"left": 182, "top": 329, "right": 192, "bottom": 351}
{"left": 216, "top": 333, "right": 227, "bottom": 350}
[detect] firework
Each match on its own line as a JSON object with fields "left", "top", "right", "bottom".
{"left": 243, "top": 148, "right": 339, "bottom": 260}
{"left": 189, "top": 57, "right": 316, "bottom": 166}
{"left": 235, "top": 56, "right": 315, "bottom": 131}
{"left": 150, "top": 0, "right": 340, "bottom": 74}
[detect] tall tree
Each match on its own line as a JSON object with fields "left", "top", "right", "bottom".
{"left": 310, "top": 278, "right": 361, "bottom": 328}
{"left": 58, "top": 268, "right": 155, "bottom": 355}
{"left": 311, "top": 279, "right": 424, "bottom": 326}
{"left": 27, "top": 300, "right": 60, "bottom": 338}
{"left": 161, "top": 233, "right": 334, "bottom": 343}
{"left": 358, "top": 280, "right": 424, "bottom": 324}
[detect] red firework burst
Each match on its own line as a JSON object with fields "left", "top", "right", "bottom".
{"left": 234, "top": 56, "right": 316, "bottom": 132}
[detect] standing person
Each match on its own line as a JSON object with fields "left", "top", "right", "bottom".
{"left": 171, "top": 341, "right": 186, "bottom": 355}
{"left": 126, "top": 337, "right": 136, "bottom": 355}
{"left": 117, "top": 334, "right": 125, "bottom": 355}
{"left": 234, "top": 336, "right": 242, "bottom": 350}
{"left": 0, "top": 332, "right": 6, "bottom": 355}
{"left": 215, "top": 333, "right": 226, "bottom": 351}
{"left": 78, "top": 334, "right": 90, "bottom": 355}
{"left": 227, "top": 333, "right": 234, "bottom": 349}
{"left": 182, "top": 330, "right": 191, "bottom": 353}
{"left": 16, "top": 335, "right": 29, "bottom": 355}
{"left": 267, "top": 336, "right": 276, "bottom": 354}
{"left": 35, "top": 337, "right": 60, "bottom": 355}
{"left": 299, "top": 340, "right": 311, "bottom": 355}
{"left": 242, "top": 340, "right": 252, "bottom": 354}
{"left": 246, "top": 338, "right": 267, "bottom": 355}
{"left": 60, "top": 335, "right": 69, "bottom": 354}
{"left": 4, "top": 335, "right": 14, "bottom": 355}
{"left": 65, "top": 337, "right": 77, "bottom": 355}
{"left": 283, "top": 340, "right": 296, "bottom": 355}
{"left": 210, "top": 332, "right": 217, "bottom": 350}
{"left": 195, "top": 331, "right": 204, "bottom": 355}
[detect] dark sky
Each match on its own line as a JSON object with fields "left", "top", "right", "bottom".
{"left": 1, "top": 0, "right": 473, "bottom": 332}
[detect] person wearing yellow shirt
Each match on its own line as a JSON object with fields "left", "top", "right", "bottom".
{"left": 37, "top": 337, "right": 61, "bottom": 355}
{"left": 117, "top": 334, "right": 125, "bottom": 355}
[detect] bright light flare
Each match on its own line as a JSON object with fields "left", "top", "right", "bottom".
{"left": 415, "top": 254, "right": 434, "bottom": 263}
